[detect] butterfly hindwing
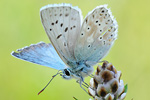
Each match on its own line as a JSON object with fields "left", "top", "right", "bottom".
{"left": 40, "top": 4, "right": 82, "bottom": 66}
{"left": 74, "top": 5, "right": 118, "bottom": 64}
{"left": 11, "top": 42, "right": 66, "bottom": 70}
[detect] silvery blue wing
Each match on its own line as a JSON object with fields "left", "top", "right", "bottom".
{"left": 11, "top": 42, "right": 66, "bottom": 70}
{"left": 12, "top": 3, "right": 118, "bottom": 87}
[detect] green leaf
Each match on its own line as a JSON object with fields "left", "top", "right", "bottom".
{"left": 73, "top": 96, "right": 78, "bottom": 100}
{"left": 124, "top": 84, "right": 128, "bottom": 93}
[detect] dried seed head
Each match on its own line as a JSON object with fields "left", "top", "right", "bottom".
{"left": 101, "top": 70, "right": 113, "bottom": 82}
{"left": 88, "top": 61, "right": 127, "bottom": 100}
{"left": 95, "top": 65, "right": 101, "bottom": 75}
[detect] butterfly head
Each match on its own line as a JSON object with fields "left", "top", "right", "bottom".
{"left": 61, "top": 63, "right": 94, "bottom": 80}
{"left": 62, "top": 68, "right": 72, "bottom": 80}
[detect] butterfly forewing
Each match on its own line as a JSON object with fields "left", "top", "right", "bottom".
{"left": 40, "top": 4, "right": 82, "bottom": 66}
{"left": 74, "top": 5, "right": 118, "bottom": 64}
{"left": 11, "top": 42, "right": 66, "bottom": 70}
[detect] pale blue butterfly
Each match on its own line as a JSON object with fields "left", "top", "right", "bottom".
{"left": 11, "top": 3, "right": 118, "bottom": 94}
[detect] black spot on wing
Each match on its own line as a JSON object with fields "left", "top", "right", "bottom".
{"left": 57, "top": 34, "right": 62, "bottom": 39}
{"left": 65, "top": 27, "right": 68, "bottom": 32}
{"left": 65, "top": 13, "right": 69, "bottom": 17}
{"left": 88, "top": 45, "right": 91, "bottom": 47}
{"left": 55, "top": 20, "right": 58, "bottom": 24}
{"left": 95, "top": 20, "right": 98, "bottom": 23}
{"left": 93, "top": 15, "right": 94, "bottom": 18}
{"left": 64, "top": 42, "right": 66, "bottom": 46}
{"left": 85, "top": 19, "right": 87, "bottom": 23}
{"left": 51, "top": 23, "right": 54, "bottom": 25}
{"left": 60, "top": 23, "right": 63, "bottom": 27}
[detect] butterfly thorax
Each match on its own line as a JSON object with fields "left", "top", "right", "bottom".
{"left": 62, "top": 62, "right": 94, "bottom": 80}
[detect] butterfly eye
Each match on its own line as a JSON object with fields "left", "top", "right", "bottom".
{"left": 64, "top": 69, "right": 70, "bottom": 76}
{"left": 65, "top": 71, "right": 70, "bottom": 76}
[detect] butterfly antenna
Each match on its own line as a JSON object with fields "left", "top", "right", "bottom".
{"left": 38, "top": 70, "right": 62, "bottom": 95}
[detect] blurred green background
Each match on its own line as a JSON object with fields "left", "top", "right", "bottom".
{"left": 0, "top": 0, "right": 149, "bottom": 100}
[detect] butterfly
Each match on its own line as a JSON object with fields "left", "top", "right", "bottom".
{"left": 11, "top": 3, "right": 118, "bottom": 93}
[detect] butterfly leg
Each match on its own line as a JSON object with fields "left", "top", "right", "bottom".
{"left": 78, "top": 77, "right": 89, "bottom": 94}
{"left": 76, "top": 80, "right": 89, "bottom": 88}
{"left": 76, "top": 78, "right": 96, "bottom": 95}
{"left": 82, "top": 81, "right": 90, "bottom": 88}
{"left": 83, "top": 80, "right": 95, "bottom": 91}
{"left": 88, "top": 74, "right": 94, "bottom": 78}
{"left": 80, "top": 82, "right": 89, "bottom": 94}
